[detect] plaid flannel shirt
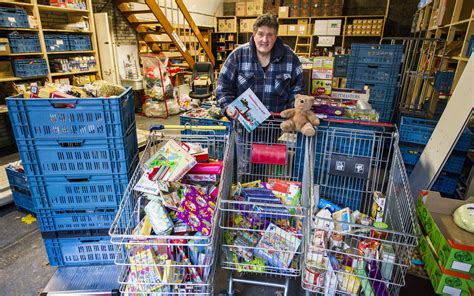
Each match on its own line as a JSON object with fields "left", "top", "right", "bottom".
{"left": 216, "top": 37, "right": 304, "bottom": 113}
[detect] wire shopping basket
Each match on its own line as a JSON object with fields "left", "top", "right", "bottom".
{"left": 301, "top": 124, "right": 418, "bottom": 296}
{"left": 109, "top": 125, "right": 234, "bottom": 295}
{"left": 219, "top": 118, "right": 314, "bottom": 296}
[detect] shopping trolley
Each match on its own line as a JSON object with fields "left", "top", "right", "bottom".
{"left": 109, "top": 125, "right": 234, "bottom": 295}
{"left": 219, "top": 119, "right": 314, "bottom": 296}
{"left": 301, "top": 123, "right": 418, "bottom": 296}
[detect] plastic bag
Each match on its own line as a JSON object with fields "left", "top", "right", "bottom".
{"left": 84, "top": 80, "right": 125, "bottom": 97}
{"left": 143, "top": 99, "right": 180, "bottom": 118}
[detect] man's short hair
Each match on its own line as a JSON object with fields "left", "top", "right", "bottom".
{"left": 253, "top": 14, "right": 279, "bottom": 33}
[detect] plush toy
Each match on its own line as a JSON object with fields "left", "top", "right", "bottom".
{"left": 280, "top": 94, "right": 320, "bottom": 137}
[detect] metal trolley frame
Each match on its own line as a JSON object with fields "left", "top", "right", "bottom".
{"left": 109, "top": 125, "right": 234, "bottom": 295}
{"left": 218, "top": 119, "right": 314, "bottom": 296}
{"left": 301, "top": 124, "right": 418, "bottom": 296}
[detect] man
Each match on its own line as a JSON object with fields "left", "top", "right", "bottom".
{"left": 216, "top": 13, "right": 304, "bottom": 115}
{"left": 216, "top": 14, "right": 304, "bottom": 181}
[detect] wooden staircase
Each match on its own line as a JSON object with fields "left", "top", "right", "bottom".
{"left": 116, "top": 0, "right": 215, "bottom": 69}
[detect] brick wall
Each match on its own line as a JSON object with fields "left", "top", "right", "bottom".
{"left": 91, "top": 0, "right": 137, "bottom": 45}
{"left": 40, "top": 12, "right": 69, "bottom": 28}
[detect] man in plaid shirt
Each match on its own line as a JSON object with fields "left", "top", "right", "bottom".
{"left": 216, "top": 14, "right": 304, "bottom": 114}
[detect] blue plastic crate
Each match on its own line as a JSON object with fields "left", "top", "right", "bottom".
{"left": 431, "top": 174, "right": 458, "bottom": 196}
{"left": 44, "top": 34, "right": 70, "bottom": 52}
{"left": 7, "top": 32, "right": 41, "bottom": 53}
{"left": 7, "top": 87, "right": 135, "bottom": 141}
{"left": 68, "top": 34, "right": 91, "bottom": 51}
{"left": 433, "top": 71, "right": 454, "bottom": 93}
{"left": 346, "top": 81, "right": 397, "bottom": 105}
{"left": 5, "top": 166, "right": 28, "bottom": 192}
{"left": 467, "top": 35, "right": 473, "bottom": 58}
{"left": 17, "top": 127, "right": 138, "bottom": 178}
{"left": 11, "top": 58, "right": 48, "bottom": 78}
{"left": 349, "top": 44, "right": 404, "bottom": 66}
{"left": 36, "top": 207, "right": 118, "bottom": 232}
{"left": 347, "top": 63, "right": 400, "bottom": 86}
{"left": 0, "top": 7, "right": 29, "bottom": 28}
{"left": 44, "top": 236, "right": 115, "bottom": 266}
{"left": 399, "top": 116, "right": 472, "bottom": 151}
{"left": 29, "top": 173, "right": 130, "bottom": 210}
{"left": 371, "top": 101, "right": 394, "bottom": 123}
{"left": 41, "top": 229, "right": 109, "bottom": 240}
{"left": 12, "top": 189, "right": 35, "bottom": 213}
{"left": 399, "top": 145, "right": 466, "bottom": 174}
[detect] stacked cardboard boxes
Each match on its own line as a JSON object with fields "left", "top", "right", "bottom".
{"left": 218, "top": 17, "right": 237, "bottom": 32}
{"left": 345, "top": 18, "right": 384, "bottom": 36}
{"left": 235, "top": 0, "right": 264, "bottom": 16}
{"left": 417, "top": 191, "right": 474, "bottom": 296}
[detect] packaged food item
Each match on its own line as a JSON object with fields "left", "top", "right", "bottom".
{"left": 333, "top": 207, "right": 351, "bottom": 233}
{"left": 371, "top": 191, "right": 386, "bottom": 222}
{"left": 380, "top": 243, "right": 396, "bottom": 281}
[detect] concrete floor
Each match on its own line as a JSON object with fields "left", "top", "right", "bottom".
{"left": 0, "top": 114, "right": 435, "bottom": 296}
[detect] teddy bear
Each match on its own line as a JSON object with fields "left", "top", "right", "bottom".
{"left": 280, "top": 94, "right": 320, "bottom": 137}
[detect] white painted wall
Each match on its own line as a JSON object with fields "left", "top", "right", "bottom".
{"left": 157, "top": 0, "right": 223, "bottom": 28}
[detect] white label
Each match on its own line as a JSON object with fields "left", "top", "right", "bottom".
{"left": 451, "top": 261, "right": 471, "bottom": 273}
{"left": 0, "top": 44, "right": 5, "bottom": 51}
{"left": 442, "top": 286, "right": 461, "bottom": 296}
{"left": 8, "top": 17, "right": 16, "bottom": 23}
{"left": 57, "top": 40, "right": 64, "bottom": 45}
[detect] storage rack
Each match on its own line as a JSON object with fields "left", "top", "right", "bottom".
{"left": 0, "top": 0, "right": 101, "bottom": 86}
{"left": 403, "top": 0, "right": 473, "bottom": 117}
{"left": 214, "top": 0, "right": 392, "bottom": 66}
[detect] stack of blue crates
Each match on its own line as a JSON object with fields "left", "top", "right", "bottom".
{"left": 6, "top": 87, "right": 138, "bottom": 266}
{"left": 346, "top": 44, "right": 404, "bottom": 123}
{"left": 433, "top": 71, "right": 454, "bottom": 94}
{"left": 399, "top": 116, "right": 472, "bottom": 197}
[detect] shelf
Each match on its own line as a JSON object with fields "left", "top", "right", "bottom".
{"left": 37, "top": 5, "right": 89, "bottom": 13}
{"left": 0, "top": 27, "right": 38, "bottom": 31}
{"left": 0, "top": 1, "right": 34, "bottom": 7}
{"left": 451, "top": 18, "right": 471, "bottom": 27}
{"left": 50, "top": 69, "right": 97, "bottom": 77}
{"left": 8, "top": 52, "right": 43, "bottom": 56}
{"left": 0, "top": 75, "right": 47, "bottom": 82}
{"left": 47, "top": 50, "right": 95, "bottom": 55}
{"left": 42, "top": 29, "right": 92, "bottom": 33}
{"left": 345, "top": 35, "right": 382, "bottom": 37}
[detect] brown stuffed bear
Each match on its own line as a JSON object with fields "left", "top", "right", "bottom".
{"left": 280, "top": 94, "right": 320, "bottom": 137}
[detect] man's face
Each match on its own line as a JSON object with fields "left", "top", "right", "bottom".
{"left": 253, "top": 25, "right": 277, "bottom": 55}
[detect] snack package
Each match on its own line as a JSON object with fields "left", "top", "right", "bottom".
{"left": 84, "top": 80, "right": 125, "bottom": 97}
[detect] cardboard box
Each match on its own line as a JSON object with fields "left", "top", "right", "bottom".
{"left": 252, "top": 0, "right": 263, "bottom": 15}
{"left": 313, "top": 20, "right": 328, "bottom": 35}
{"left": 236, "top": 2, "right": 246, "bottom": 16}
{"left": 278, "top": 6, "right": 289, "bottom": 18}
{"left": 299, "top": 5, "right": 310, "bottom": 17}
{"left": 0, "top": 61, "right": 13, "bottom": 78}
{"left": 327, "top": 19, "right": 342, "bottom": 35}
{"left": 279, "top": 24, "right": 288, "bottom": 35}
{"left": 218, "top": 18, "right": 236, "bottom": 32}
{"left": 317, "top": 36, "right": 335, "bottom": 47}
{"left": 289, "top": 5, "right": 299, "bottom": 17}
{"left": 288, "top": 25, "right": 298, "bottom": 36}
{"left": 417, "top": 191, "right": 474, "bottom": 275}
{"left": 0, "top": 38, "right": 11, "bottom": 56}
{"left": 419, "top": 235, "right": 474, "bottom": 295}
{"left": 297, "top": 24, "right": 308, "bottom": 35}
{"left": 240, "top": 18, "right": 256, "bottom": 33}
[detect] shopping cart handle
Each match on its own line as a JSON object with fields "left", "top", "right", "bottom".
{"left": 149, "top": 124, "right": 227, "bottom": 131}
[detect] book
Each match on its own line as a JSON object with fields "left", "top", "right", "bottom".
{"left": 227, "top": 88, "right": 270, "bottom": 133}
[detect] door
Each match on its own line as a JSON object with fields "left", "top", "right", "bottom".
{"left": 94, "top": 12, "right": 120, "bottom": 84}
